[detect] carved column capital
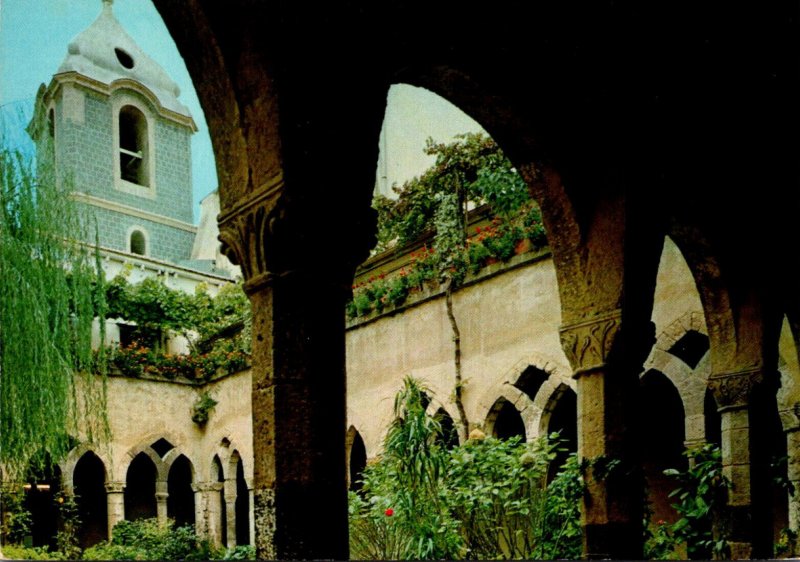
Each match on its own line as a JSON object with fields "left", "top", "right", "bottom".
{"left": 559, "top": 310, "right": 622, "bottom": 376}
{"left": 707, "top": 367, "right": 763, "bottom": 412}
{"left": 104, "top": 481, "right": 126, "bottom": 494}
{"left": 218, "top": 177, "right": 285, "bottom": 295}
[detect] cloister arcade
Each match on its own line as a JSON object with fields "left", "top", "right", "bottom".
{"left": 6, "top": 1, "right": 787, "bottom": 558}
{"left": 13, "top": 433, "right": 253, "bottom": 551}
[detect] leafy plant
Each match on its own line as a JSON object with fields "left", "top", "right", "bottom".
{"left": 53, "top": 491, "right": 81, "bottom": 560}
{"left": 348, "top": 377, "right": 583, "bottom": 560}
{"left": 82, "top": 517, "right": 219, "bottom": 560}
{"left": 0, "top": 487, "right": 32, "bottom": 544}
{"left": 538, "top": 452, "right": 584, "bottom": 559}
{"left": 219, "top": 544, "right": 256, "bottom": 560}
{"left": 776, "top": 527, "right": 798, "bottom": 558}
{"left": 0, "top": 139, "right": 108, "bottom": 477}
{"left": 0, "top": 544, "right": 62, "bottom": 560}
{"left": 657, "top": 443, "right": 731, "bottom": 559}
{"left": 191, "top": 391, "right": 218, "bottom": 426}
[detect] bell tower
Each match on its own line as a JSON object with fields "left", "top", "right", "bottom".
{"left": 28, "top": 0, "right": 197, "bottom": 263}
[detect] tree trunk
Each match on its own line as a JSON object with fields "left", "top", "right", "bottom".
{"left": 445, "top": 280, "right": 469, "bottom": 437}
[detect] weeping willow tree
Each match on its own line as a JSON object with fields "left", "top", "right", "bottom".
{"left": 0, "top": 131, "right": 109, "bottom": 478}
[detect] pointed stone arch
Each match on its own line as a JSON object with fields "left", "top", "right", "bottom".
{"left": 423, "top": 397, "right": 465, "bottom": 446}
{"left": 124, "top": 451, "right": 158, "bottom": 522}
{"left": 477, "top": 384, "right": 536, "bottom": 441}
{"left": 345, "top": 426, "right": 367, "bottom": 492}
{"left": 71, "top": 450, "right": 109, "bottom": 547}
{"left": 422, "top": 400, "right": 460, "bottom": 449}
{"left": 167, "top": 453, "right": 196, "bottom": 528}
{"left": 60, "top": 443, "right": 111, "bottom": 495}
{"left": 642, "top": 314, "right": 711, "bottom": 447}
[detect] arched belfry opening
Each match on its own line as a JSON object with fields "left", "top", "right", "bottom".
{"left": 640, "top": 370, "right": 686, "bottom": 526}
{"left": 125, "top": 452, "right": 157, "bottom": 521}
{"left": 167, "top": 454, "right": 195, "bottom": 528}
{"left": 118, "top": 105, "right": 149, "bottom": 187}
{"left": 73, "top": 451, "right": 108, "bottom": 548}
{"left": 130, "top": 229, "right": 147, "bottom": 256}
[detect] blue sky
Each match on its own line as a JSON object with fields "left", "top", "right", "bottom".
{"left": 0, "top": 0, "right": 485, "bottom": 222}
{"left": 0, "top": 0, "right": 218, "bottom": 221}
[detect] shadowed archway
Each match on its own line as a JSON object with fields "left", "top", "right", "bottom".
{"left": 73, "top": 451, "right": 108, "bottom": 548}
{"left": 125, "top": 452, "right": 157, "bottom": 521}
{"left": 167, "top": 454, "right": 195, "bottom": 528}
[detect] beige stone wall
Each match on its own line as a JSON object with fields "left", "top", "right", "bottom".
{"left": 347, "top": 253, "right": 574, "bottom": 458}
{"left": 68, "top": 369, "right": 252, "bottom": 486}
{"left": 346, "top": 236, "right": 715, "bottom": 460}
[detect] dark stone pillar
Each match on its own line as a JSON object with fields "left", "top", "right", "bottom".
{"left": 219, "top": 188, "right": 355, "bottom": 560}
{"left": 560, "top": 310, "right": 647, "bottom": 559}
{"left": 247, "top": 275, "right": 349, "bottom": 559}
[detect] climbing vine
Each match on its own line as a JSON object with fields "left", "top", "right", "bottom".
{"left": 363, "top": 133, "right": 545, "bottom": 436}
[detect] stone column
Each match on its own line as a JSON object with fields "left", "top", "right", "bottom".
{"left": 707, "top": 368, "right": 762, "bottom": 559}
{"left": 201, "top": 482, "right": 225, "bottom": 546}
{"left": 155, "top": 481, "right": 168, "bottom": 525}
{"left": 249, "top": 487, "right": 255, "bottom": 547}
{"left": 192, "top": 484, "right": 206, "bottom": 537}
{"left": 219, "top": 189, "right": 356, "bottom": 560}
{"left": 192, "top": 481, "right": 222, "bottom": 546}
{"left": 224, "top": 481, "right": 237, "bottom": 548}
{"left": 105, "top": 481, "right": 126, "bottom": 538}
{"left": 560, "top": 310, "right": 646, "bottom": 559}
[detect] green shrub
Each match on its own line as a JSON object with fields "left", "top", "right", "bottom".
{"left": 348, "top": 377, "right": 584, "bottom": 560}
{"left": 82, "top": 518, "right": 219, "bottom": 561}
{"left": 643, "top": 443, "right": 731, "bottom": 560}
{"left": 1, "top": 488, "right": 32, "bottom": 544}
{"left": 0, "top": 544, "right": 62, "bottom": 560}
{"left": 218, "top": 544, "right": 256, "bottom": 559}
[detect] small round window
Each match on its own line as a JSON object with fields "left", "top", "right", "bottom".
{"left": 115, "top": 48, "right": 135, "bottom": 69}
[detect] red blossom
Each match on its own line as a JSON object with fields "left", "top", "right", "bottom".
{"left": 385, "top": 508, "right": 394, "bottom": 517}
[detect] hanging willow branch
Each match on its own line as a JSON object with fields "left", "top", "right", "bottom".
{"left": 0, "top": 140, "right": 109, "bottom": 478}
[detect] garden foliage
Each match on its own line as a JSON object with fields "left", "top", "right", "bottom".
{"left": 0, "top": 517, "right": 256, "bottom": 560}
{"left": 348, "top": 377, "right": 584, "bottom": 560}
{"left": 643, "top": 443, "right": 732, "bottom": 560}
{"left": 104, "top": 276, "right": 250, "bottom": 382}
{"left": 348, "top": 133, "right": 546, "bottom": 321}
{"left": 0, "top": 141, "right": 108, "bottom": 477}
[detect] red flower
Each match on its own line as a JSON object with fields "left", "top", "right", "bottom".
{"left": 385, "top": 508, "right": 394, "bottom": 517}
